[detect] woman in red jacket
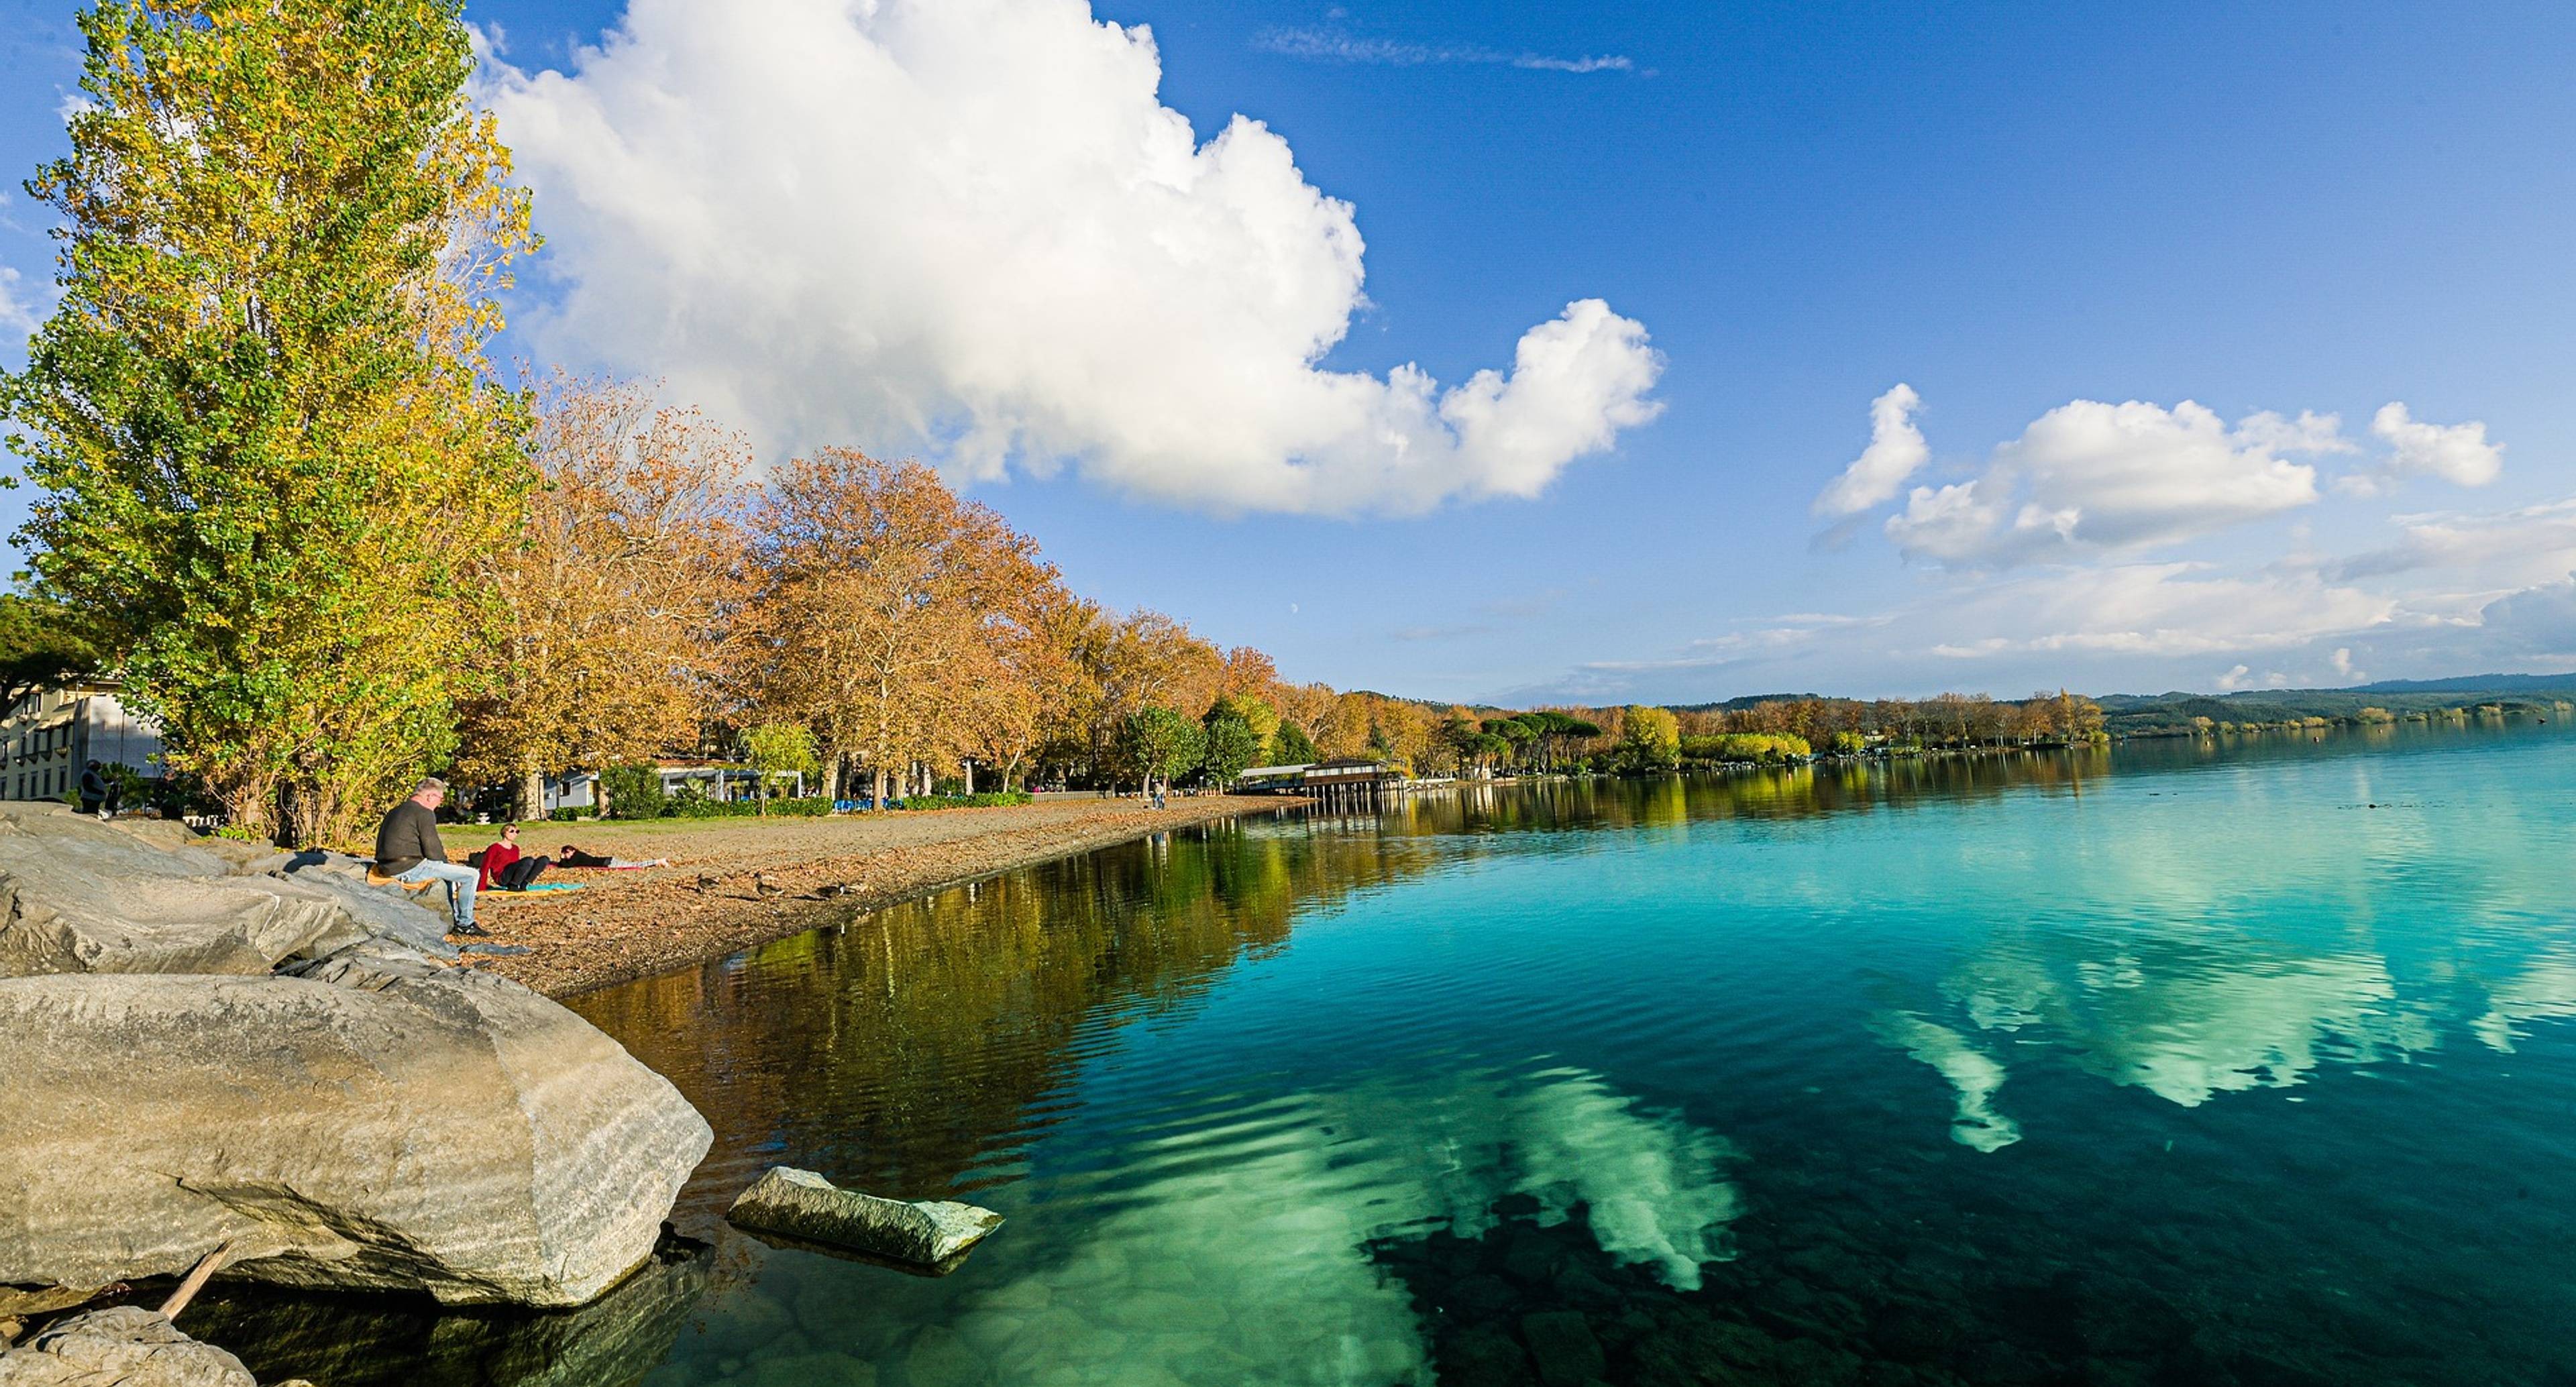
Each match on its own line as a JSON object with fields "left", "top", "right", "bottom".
{"left": 477, "top": 824, "right": 553, "bottom": 892}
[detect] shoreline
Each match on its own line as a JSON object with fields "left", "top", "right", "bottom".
{"left": 452, "top": 795, "right": 1302, "bottom": 999}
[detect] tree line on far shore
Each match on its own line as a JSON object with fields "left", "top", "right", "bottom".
{"left": 0, "top": 2, "right": 2114, "bottom": 847}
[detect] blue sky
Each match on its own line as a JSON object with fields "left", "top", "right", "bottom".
{"left": 5, "top": 1, "right": 2574, "bottom": 704}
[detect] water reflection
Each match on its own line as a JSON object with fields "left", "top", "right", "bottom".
{"left": 195, "top": 720, "right": 2576, "bottom": 1385}
{"left": 921, "top": 1064, "right": 1735, "bottom": 1387}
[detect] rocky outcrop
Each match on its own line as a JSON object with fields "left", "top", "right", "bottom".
{"left": 0, "top": 808, "right": 453, "bottom": 977}
{"left": 0, "top": 1307, "right": 256, "bottom": 1387}
{"left": 726, "top": 1166, "right": 1003, "bottom": 1268}
{"left": 0, "top": 965, "right": 712, "bottom": 1307}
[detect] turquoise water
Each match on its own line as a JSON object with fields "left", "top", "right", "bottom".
{"left": 201, "top": 722, "right": 2576, "bottom": 1384}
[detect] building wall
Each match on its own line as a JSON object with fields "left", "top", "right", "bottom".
{"left": 1, "top": 684, "right": 166, "bottom": 802}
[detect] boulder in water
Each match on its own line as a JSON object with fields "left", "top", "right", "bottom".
{"left": 0, "top": 965, "right": 712, "bottom": 1308}
{"left": 727, "top": 1167, "right": 1002, "bottom": 1268}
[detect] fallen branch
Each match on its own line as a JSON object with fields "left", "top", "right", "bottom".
{"left": 156, "top": 1239, "right": 235, "bottom": 1322}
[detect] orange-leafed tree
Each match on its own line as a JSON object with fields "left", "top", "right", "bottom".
{"left": 456, "top": 376, "right": 748, "bottom": 816}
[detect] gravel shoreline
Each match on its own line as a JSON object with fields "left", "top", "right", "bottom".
{"left": 448, "top": 795, "right": 1300, "bottom": 999}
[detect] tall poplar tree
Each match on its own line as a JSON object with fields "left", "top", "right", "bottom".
{"left": 2, "top": 1, "right": 537, "bottom": 845}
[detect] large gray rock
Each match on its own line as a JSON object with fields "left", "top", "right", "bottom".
{"left": 0, "top": 809, "right": 452, "bottom": 977}
{"left": 727, "top": 1167, "right": 1002, "bottom": 1268}
{"left": 269, "top": 853, "right": 456, "bottom": 959}
{"left": 0, "top": 1307, "right": 254, "bottom": 1387}
{"left": 0, "top": 966, "right": 712, "bottom": 1308}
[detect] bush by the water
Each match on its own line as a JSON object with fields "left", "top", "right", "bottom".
{"left": 1681, "top": 733, "right": 1813, "bottom": 765}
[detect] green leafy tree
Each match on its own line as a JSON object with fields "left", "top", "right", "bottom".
{"left": 0, "top": 594, "right": 104, "bottom": 712}
{"left": 1, "top": 0, "right": 539, "bottom": 846}
{"left": 1120, "top": 706, "right": 1204, "bottom": 795}
{"left": 1270, "top": 720, "right": 1318, "bottom": 767}
{"left": 1617, "top": 706, "right": 1682, "bottom": 772}
{"left": 740, "top": 723, "right": 818, "bottom": 814}
{"left": 1199, "top": 707, "right": 1263, "bottom": 786}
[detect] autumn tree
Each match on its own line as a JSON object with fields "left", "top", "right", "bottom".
{"left": 454, "top": 376, "right": 747, "bottom": 816}
{"left": 745, "top": 450, "right": 1054, "bottom": 803}
{"left": 1618, "top": 706, "right": 1682, "bottom": 771}
{"left": 3, "top": 0, "right": 536, "bottom": 845}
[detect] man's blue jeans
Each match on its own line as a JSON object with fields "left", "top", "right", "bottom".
{"left": 396, "top": 860, "right": 478, "bottom": 931}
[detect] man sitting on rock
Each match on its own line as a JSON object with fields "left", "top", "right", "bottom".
{"left": 374, "top": 777, "right": 484, "bottom": 937}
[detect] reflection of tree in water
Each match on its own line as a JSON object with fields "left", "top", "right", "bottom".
{"left": 574, "top": 819, "right": 1448, "bottom": 1220}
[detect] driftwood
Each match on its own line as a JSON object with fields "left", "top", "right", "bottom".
{"left": 156, "top": 1239, "right": 235, "bottom": 1322}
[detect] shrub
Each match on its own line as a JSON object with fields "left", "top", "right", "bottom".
{"left": 597, "top": 763, "right": 669, "bottom": 820}
{"left": 545, "top": 806, "right": 596, "bottom": 822}
{"left": 890, "top": 791, "right": 1032, "bottom": 811}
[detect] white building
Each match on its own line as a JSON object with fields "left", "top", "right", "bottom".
{"left": 1, "top": 679, "right": 165, "bottom": 803}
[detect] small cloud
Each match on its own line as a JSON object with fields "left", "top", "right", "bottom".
{"left": 2216, "top": 663, "right": 2253, "bottom": 690}
{"left": 1389, "top": 622, "right": 1494, "bottom": 643}
{"left": 2330, "top": 647, "right": 2365, "bottom": 683}
{"left": 1813, "top": 383, "right": 1928, "bottom": 518}
{"left": 2339, "top": 402, "right": 2504, "bottom": 494}
{"left": 1253, "top": 26, "right": 1633, "bottom": 74}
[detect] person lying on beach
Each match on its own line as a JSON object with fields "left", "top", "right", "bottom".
{"left": 557, "top": 844, "right": 672, "bottom": 869}
{"left": 475, "top": 824, "right": 552, "bottom": 892}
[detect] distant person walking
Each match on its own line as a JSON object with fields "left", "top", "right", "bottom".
{"left": 76, "top": 761, "right": 121, "bottom": 821}
{"left": 374, "top": 777, "right": 483, "bottom": 936}
{"left": 476, "top": 823, "right": 552, "bottom": 893}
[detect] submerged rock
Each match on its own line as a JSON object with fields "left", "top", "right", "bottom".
{"left": 0, "top": 1307, "right": 256, "bottom": 1387}
{"left": 727, "top": 1168, "right": 1003, "bottom": 1268}
{"left": 0, "top": 965, "right": 712, "bottom": 1307}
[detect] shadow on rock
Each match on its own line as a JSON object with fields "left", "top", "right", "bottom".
{"left": 180, "top": 1232, "right": 714, "bottom": 1387}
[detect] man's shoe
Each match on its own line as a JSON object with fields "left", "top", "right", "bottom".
{"left": 450, "top": 922, "right": 490, "bottom": 938}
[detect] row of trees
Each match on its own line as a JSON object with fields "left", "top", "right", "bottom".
{"left": 0, "top": 1, "right": 2121, "bottom": 846}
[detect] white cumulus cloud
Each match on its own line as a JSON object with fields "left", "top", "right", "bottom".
{"left": 482, "top": 0, "right": 1662, "bottom": 516}
{"left": 1884, "top": 398, "right": 2324, "bottom": 566}
{"left": 2353, "top": 402, "right": 2504, "bottom": 492}
{"left": 1812, "top": 382, "right": 1926, "bottom": 517}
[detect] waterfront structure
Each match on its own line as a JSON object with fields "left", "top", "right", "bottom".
{"left": 0, "top": 679, "right": 164, "bottom": 803}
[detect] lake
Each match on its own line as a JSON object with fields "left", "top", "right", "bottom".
{"left": 199, "top": 720, "right": 2576, "bottom": 1385}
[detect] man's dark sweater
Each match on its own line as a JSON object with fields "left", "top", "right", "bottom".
{"left": 374, "top": 799, "right": 448, "bottom": 875}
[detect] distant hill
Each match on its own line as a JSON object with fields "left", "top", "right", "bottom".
{"left": 2349, "top": 673, "right": 2576, "bottom": 694}
{"left": 1670, "top": 693, "right": 1825, "bottom": 713}
{"left": 2092, "top": 680, "right": 2575, "bottom": 735}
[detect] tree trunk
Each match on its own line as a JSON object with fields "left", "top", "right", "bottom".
{"left": 519, "top": 768, "right": 545, "bottom": 823}
{"left": 963, "top": 759, "right": 974, "bottom": 796}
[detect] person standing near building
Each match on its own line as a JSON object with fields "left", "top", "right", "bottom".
{"left": 76, "top": 760, "right": 121, "bottom": 820}
{"left": 373, "top": 777, "right": 484, "bottom": 936}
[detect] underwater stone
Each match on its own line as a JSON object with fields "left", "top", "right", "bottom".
{"left": 1519, "top": 1311, "right": 1606, "bottom": 1387}
{"left": 726, "top": 1168, "right": 1003, "bottom": 1267}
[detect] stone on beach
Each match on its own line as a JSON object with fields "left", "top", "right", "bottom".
{"left": 727, "top": 1168, "right": 1003, "bottom": 1267}
{"left": 0, "top": 965, "right": 712, "bottom": 1307}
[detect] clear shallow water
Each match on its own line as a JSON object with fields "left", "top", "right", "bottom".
{"left": 199, "top": 722, "right": 2576, "bottom": 1385}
